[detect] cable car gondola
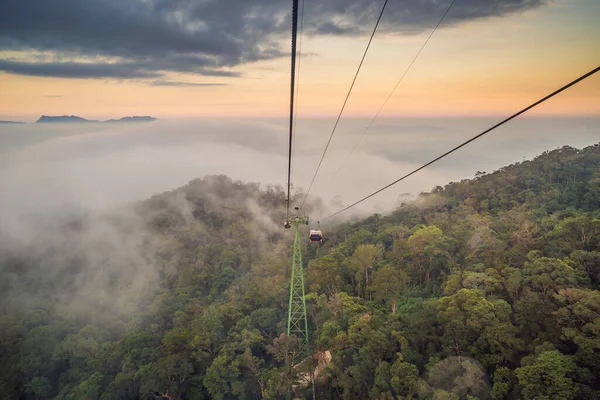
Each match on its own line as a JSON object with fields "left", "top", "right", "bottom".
{"left": 309, "top": 229, "right": 323, "bottom": 243}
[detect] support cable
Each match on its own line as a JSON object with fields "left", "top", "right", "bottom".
{"left": 291, "top": 0, "right": 305, "bottom": 204}
{"left": 320, "top": 65, "right": 600, "bottom": 221}
{"left": 300, "top": 0, "right": 390, "bottom": 209}
{"left": 329, "top": 0, "right": 457, "bottom": 183}
{"left": 286, "top": 0, "right": 300, "bottom": 219}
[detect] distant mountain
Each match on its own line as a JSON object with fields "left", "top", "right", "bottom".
{"left": 36, "top": 115, "right": 94, "bottom": 123}
{"left": 0, "top": 121, "right": 24, "bottom": 124}
{"left": 106, "top": 116, "right": 157, "bottom": 123}
{"left": 35, "top": 115, "right": 158, "bottom": 123}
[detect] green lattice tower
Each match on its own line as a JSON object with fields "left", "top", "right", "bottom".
{"left": 287, "top": 216, "right": 309, "bottom": 344}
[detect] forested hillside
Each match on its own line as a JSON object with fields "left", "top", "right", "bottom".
{"left": 1, "top": 143, "right": 599, "bottom": 399}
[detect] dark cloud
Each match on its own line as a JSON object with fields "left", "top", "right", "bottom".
{"left": 306, "top": 0, "right": 546, "bottom": 36}
{"left": 149, "top": 80, "right": 228, "bottom": 87}
{"left": 0, "top": 0, "right": 546, "bottom": 80}
{"left": 0, "top": 59, "right": 160, "bottom": 78}
{"left": 0, "top": 58, "right": 240, "bottom": 79}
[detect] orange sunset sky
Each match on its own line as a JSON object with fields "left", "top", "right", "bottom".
{"left": 0, "top": 0, "right": 599, "bottom": 121}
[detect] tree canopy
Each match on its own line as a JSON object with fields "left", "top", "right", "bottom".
{"left": 1, "top": 143, "right": 600, "bottom": 399}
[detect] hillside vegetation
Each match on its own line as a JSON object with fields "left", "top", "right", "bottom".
{"left": 1, "top": 143, "right": 599, "bottom": 399}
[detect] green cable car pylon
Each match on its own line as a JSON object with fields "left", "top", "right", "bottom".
{"left": 286, "top": 215, "right": 309, "bottom": 343}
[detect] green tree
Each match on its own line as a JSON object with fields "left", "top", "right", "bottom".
{"left": 438, "top": 289, "right": 505, "bottom": 361}
{"left": 515, "top": 350, "right": 578, "bottom": 400}
{"left": 406, "top": 226, "right": 450, "bottom": 286}
{"left": 553, "top": 288, "right": 600, "bottom": 376}
{"left": 307, "top": 250, "right": 344, "bottom": 296}
{"left": 389, "top": 355, "right": 421, "bottom": 399}
{"left": 548, "top": 215, "right": 600, "bottom": 255}
{"left": 371, "top": 265, "right": 408, "bottom": 313}
{"left": 523, "top": 256, "right": 578, "bottom": 296}
{"left": 68, "top": 372, "right": 104, "bottom": 400}
{"left": 351, "top": 244, "right": 383, "bottom": 298}
{"left": 25, "top": 376, "right": 52, "bottom": 400}
{"left": 138, "top": 354, "right": 194, "bottom": 400}
{"left": 490, "top": 366, "right": 514, "bottom": 400}
{"left": 427, "top": 357, "right": 489, "bottom": 399}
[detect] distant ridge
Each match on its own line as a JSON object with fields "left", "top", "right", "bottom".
{"left": 105, "top": 116, "right": 157, "bottom": 123}
{"left": 36, "top": 115, "right": 157, "bottom": 123}
{"left": 37, "top": 115, "right": 92, "bottom": 123}
{"left": 0, "top": 121, "right": 24, "bottom": 124}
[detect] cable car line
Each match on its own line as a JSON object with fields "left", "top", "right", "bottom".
{"left": 291, "top": 0, "right": 305, "bottom": 193}
{"left": 300, "top": 0, "right": 390, "bottom": 209}
{"left": 329, "top": 0, "right": 457, "bottom": 184}
{"left": 286, "top": 0, "right": 300, "bottom": 219}
{"left": 320, "top": 65, "right": 600, "bottom": 222}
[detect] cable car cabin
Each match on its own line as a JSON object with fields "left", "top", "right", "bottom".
{"left": 309, "top": 230, "right": 323, "bottom": 243}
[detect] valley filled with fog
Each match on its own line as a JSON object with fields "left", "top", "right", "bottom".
{"left": 2, "top": 116, "right": 599, "bottom": 236}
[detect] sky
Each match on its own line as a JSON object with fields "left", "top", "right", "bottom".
{"left": 0, "top": 0, "right": 599, "bottom": 120}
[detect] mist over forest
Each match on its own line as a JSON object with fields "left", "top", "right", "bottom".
{"left": 1, "top": 116, "right": 598, "bottom": 229}
{"left": 0, "top": 116, "right": 599, "bottom": 399}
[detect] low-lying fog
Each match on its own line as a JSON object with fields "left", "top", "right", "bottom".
{"left": 1, "top": 116, "right": 599, "bottom": 235}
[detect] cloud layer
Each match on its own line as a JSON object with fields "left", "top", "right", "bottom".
{"left": 0, "top": 0, "right": 545, "bottom": 79}
{"left": 1, "top": 115, "right": 598, "bottom": 236}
